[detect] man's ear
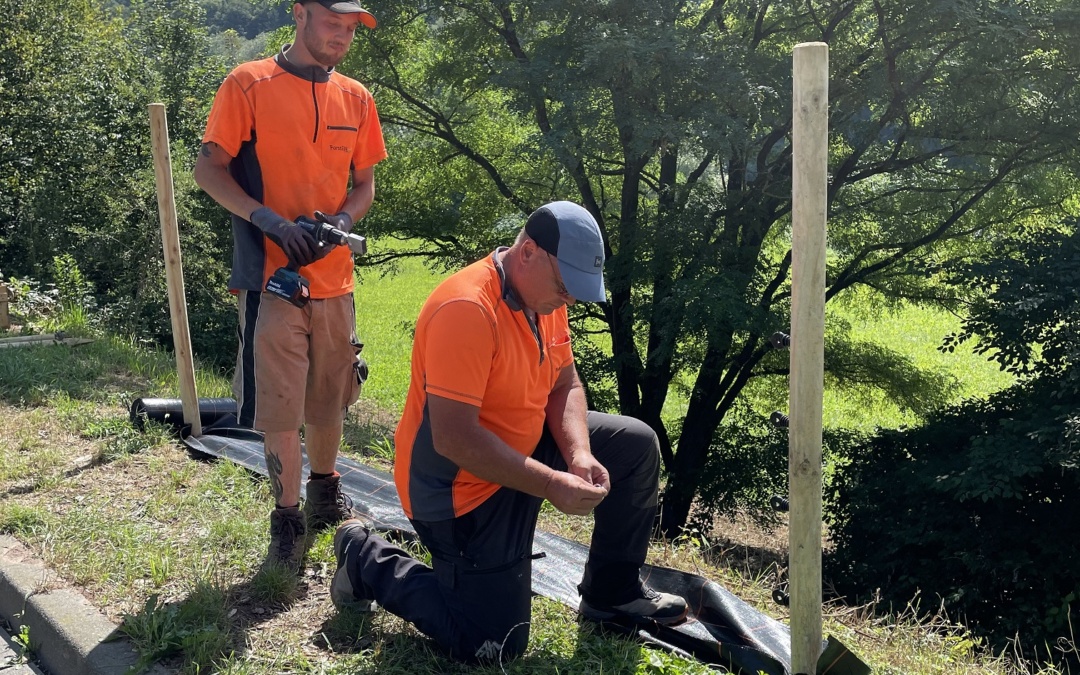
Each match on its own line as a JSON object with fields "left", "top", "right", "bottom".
{"left": 292, "top": 2, "right": 305, "bottom": 23}
{"left": 520, "top": 237, "right": 540, "bottom": 262}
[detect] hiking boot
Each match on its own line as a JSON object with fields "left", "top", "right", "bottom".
{"left": 265, "top": 505, "right": 307, "bottom": 573}
{"left": 579, "top": 585, "right": 689, "bottom": 625}
{"left": 331, "top": 518, "right": 376, "bottom": 612}
{"left": 302, "top": 472, "right": 357, "bottom": 531}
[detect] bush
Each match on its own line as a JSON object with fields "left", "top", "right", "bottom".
{"left": 827, "top": 224, "right": 1080, "bottom": 666}
{"left": 826, "top": 365, "right": 1080, "bottom": 664}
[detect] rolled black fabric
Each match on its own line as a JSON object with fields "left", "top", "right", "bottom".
{"left": 128, "top": 397, "right": 238, "bottom": 431}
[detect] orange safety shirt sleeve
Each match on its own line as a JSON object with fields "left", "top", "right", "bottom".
{"left": 422, "top": 300, "right": 495, "bottom": 407}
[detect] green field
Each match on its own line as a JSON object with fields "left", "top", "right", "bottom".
{"left": 356, "top": 259, "right": 1016, "bottom": 432}
{"left": 353, "top": 255, "right": 448, "bottom": 412}
{"left": 823, "top": 301, "right": 1015, "bottom": 430}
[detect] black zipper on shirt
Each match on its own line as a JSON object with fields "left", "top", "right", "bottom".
{"left": 522, "top": 311, "right": 545, "bottom": 366}
{"left": 311, "top": 79, "right": 320, "bottom": 143}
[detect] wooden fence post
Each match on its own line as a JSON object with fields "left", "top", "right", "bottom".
{"left": 148, "top": 103, "right": 202, "bottom": 437}
{"left": 790, "top": 41, "right": 828, "bottom": 675}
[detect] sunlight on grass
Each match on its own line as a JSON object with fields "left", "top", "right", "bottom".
{"left": 352, "top": 254, "right": 1017, "bottom": 435}
{"left": 354, "top": 256, "right": 448, "bottom": 413}
{"left": 824, "top": 302, "right": 1015, "bottom": 430}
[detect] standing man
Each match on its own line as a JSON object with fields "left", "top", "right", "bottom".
{"left": 194, "top": 0, "right": 387, "bottom": 571}
{"left": 330, "top": 202, "right": 688, "bottom": 662}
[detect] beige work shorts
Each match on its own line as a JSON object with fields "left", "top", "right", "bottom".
{"left": 252, "top": 293, "right": 365, "bottom": 432}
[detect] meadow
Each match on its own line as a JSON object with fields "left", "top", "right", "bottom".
{"left": 353, "top": 254, "right": 1015, "bottom": 431}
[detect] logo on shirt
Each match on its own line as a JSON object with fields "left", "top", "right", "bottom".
{"left": 329, "top": 144, "right": 351, "bottom": 153}
{"left": 594, "top": 256, "right": 602, "bottom": 268}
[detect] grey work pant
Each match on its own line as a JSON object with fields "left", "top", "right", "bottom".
{"left": 344, "top": 411, "right": 661, "bottom": 663}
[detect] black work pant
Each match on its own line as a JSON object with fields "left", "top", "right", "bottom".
{"left": 344, "top": 411, "right": 660, "bottom": 662}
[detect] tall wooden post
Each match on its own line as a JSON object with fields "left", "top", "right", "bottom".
{"left": 790, "top": 41, "right": 828, "bottom": 675}
{"left": 0, "top": 282, "right": 10, "bottom": 330}
{"left": 148, "top": 103, "right": 202, "bottom": 437}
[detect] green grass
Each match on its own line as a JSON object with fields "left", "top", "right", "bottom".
{"left": 821, "top": 301, "right": 1015, "bottom": 430}
{"left": 353, "top": 255, "right": 448, "bottom": 413}
{"left": 353, "top": 256, "right": 1016, "bottom": 434}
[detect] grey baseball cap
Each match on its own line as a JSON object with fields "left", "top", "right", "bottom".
{"left": 305, "top": 0, "right": 377, "bottom": 28}
{"left": 524, "top": 201, "right": 607, "bottom": 303}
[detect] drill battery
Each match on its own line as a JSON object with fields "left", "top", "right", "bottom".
{"left": 265, "top": 266, "right": 310, "bottom": 307}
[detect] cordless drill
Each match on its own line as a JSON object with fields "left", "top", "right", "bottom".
{"left": 264, "top": 215, "right": 367, "bottom": 308}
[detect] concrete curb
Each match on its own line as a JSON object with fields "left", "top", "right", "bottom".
{"left": 0, "top": 535, "right": 168, "bottom": 675}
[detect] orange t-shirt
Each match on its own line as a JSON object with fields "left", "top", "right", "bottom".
{"left": 202, "top": 50, "right": 387, "bottom": 297}
{"left": 394, "top": 252, "right": 574, "bottom": 520}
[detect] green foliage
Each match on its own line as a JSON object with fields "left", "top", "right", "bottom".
{"left": 942, "top": 223, "right": 1080, "bottom": 393}
{"left": 0, "top": 0, "right": 237, "bottom": 367}
{"left": 827, "top": 225, "right": 1080, "bottom": 668}
{"left": 198, "top": 0, "right": 289, "bottom": 38}
{"left": 826, "top": 383, "right": 1080, "bottom": 667}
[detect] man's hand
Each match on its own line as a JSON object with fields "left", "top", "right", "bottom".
{"left": 315, "top": 210, "right": 354, "bottom": 233}
{"left": 568, "top": 452, "right": 610, "bottom": 492}
{"left": 250, "top": 207, "right": 318, "bottom": 267}
{"left": 544, "top": 471, "right": 608, "bottom": 516}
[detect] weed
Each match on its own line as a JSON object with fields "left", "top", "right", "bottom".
{"left": 248, "top": 563, "right": 299, "bottom": 605}
{"left": 0, "top": 504, "right": 50, "bottom": 536}
{"left": 13, "top": 623, "right": 32, "bottom": 660}
{"left": 120, "top": 586, "right": 231, "bottom": 672}
{"left": 363, "top": 436, "right": 394, "bottom": 462}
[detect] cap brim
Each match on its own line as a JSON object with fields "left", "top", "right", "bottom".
{"left": 557, "top": 260, "right": 606, "bottom": 303}
{"left": 323, "top": 3, "right": 377, "bottom": 28}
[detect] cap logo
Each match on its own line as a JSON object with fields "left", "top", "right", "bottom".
{"left": 594, "top": 256, "right": 602, "bottom": 268}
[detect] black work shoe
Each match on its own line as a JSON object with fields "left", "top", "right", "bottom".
{"left": 579, "top": 585, "right": 689, "bottom": 625}
{"left": 302, "top": 472, "right": 357, "bottom": 531}
{"left": 265, "top": 506, "right": 307, "bottom": 573}
{"left": 331, "top": 518, "right": 376, "bottom": 613}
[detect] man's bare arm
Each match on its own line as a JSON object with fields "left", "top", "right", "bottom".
{"left": 193, "top": 142, "right": 263, "bottom": 219}
{"left": 337, "top": 165, "right": 376, "bottom": 224}
{"left": 426, "top": 393, "right": 606, "bottom": 515}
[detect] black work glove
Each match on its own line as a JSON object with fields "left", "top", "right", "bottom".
{"left": 314, "top": 210, "right": 354, "bottom": 233}
{"left": 250, "top": 206, "right": 318, "bottom": 267}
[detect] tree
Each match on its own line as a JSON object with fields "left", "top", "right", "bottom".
{"left": 0, "top": 0, "right": 235, "bottom": 363}
{"left": 343, "top": 0, "right": 1080, "bottom": 535}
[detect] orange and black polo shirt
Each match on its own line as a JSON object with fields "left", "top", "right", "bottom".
{"left": 394, "top": 251, "right": 575, "bottom": 521}
{"left": 202, "top": 45, "right": 387, "bottom": 298}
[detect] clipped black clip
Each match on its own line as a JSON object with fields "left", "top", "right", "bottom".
{"left": 770, "top": 411, "right": 790, "bottom": 429}
{"left": 769, "top": 331, "right": 791, "bottom": 349}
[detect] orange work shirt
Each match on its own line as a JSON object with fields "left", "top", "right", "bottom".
{"left": 202, "top": 48, "right": 387, "bottom": 297}
{"left": 394, "top": 251, "right": 574, "bottom": 520}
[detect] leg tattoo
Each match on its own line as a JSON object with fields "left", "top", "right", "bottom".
{"left": 266, "top": 450, "right": 284, "bottom": 505}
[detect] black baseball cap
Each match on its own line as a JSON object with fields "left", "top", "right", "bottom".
{"left": 303, "top": 0, "right": 377, "bottom": 28}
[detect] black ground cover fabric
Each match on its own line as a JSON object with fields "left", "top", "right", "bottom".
{"left": 130, "top": 398, "right": 868, "bottom": 675}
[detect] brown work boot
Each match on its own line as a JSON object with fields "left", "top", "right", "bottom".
{"left": 302, "top": 472, "right": 357, "bottom": 531}
{"left": 264, "top": 505, "right": 307, "bottom": 573}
